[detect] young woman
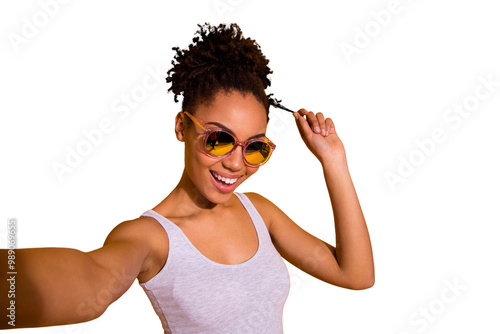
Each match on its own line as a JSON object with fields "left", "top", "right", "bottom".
{"left": 1, "top": 23, "right": 374, "bottom": 333}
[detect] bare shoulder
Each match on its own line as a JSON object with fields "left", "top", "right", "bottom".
{"left": 104, "top": 215, "right": 167, "bottom": 246}
{"left": 242, "top": 192, "right": 284, "bottom": 230}
{"left": 100, "top": 215, "right": 169, "bottom": 281}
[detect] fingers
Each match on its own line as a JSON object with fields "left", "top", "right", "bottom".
{"left": 325, "top": 117, "right": 336, "bottom": 136}
{"left": 293, "top": 110, "right": 312, "bottom": 139}
{"left": 295, "top": 109, "right": 334, "bottom": 137}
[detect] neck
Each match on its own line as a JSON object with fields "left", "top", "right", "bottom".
{"left": 154, "top": 170, "right": 232, "bottom": 218}
{"left": 175, "top": 170, "right": 217, "bottom": 211}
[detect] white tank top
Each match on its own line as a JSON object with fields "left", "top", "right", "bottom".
{"left": 139, "top": 192, "right": 290, "bottom": 334}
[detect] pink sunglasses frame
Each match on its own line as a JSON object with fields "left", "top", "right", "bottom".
{"left": 182, "top": 111, "right": 276, "bottom": 167}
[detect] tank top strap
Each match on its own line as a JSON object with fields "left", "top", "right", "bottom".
{"left": 141, "top": 209, "right": 178, "bottom": 235}
{"left": 234, "top": 192, "right": 272, "bottom": 245}
{"left": 141, "top": 193, "right": 271, "bottom": 248}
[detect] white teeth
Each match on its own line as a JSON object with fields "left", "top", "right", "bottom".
{"left": 212, "top": 172, "right": 237, "bottom": 185}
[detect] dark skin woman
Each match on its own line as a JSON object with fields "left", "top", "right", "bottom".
{"left": 1, "top": 23, "right": 374, "bottom": 333}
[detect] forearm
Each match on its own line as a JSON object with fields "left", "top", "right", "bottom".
{"left": 0, "top": 247, "right": 109, "bottom": 329}
{"left": 292, "top": 108, "right": 374, "bottom": 288}
{"left": 322, "top": 157, "right": 374, "bottom": 289}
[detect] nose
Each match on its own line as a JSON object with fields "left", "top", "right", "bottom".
{"left": 221, "top": 143, "right": 245, "bottom": 171}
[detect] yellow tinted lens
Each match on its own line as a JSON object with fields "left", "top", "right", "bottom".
{"left": 205, "top": 131, "right": 235, "bottom": 156}
{"left": 245, "top": 141, "right": 271, "bottom": 165}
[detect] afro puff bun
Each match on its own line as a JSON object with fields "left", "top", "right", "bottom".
{"left": 166, "top": 23, "right": 273, "bottom": 118}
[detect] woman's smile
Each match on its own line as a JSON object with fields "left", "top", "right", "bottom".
{"left": 210, "top": 169, "right": 242, "bottom": 193}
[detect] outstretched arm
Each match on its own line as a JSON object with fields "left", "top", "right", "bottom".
{"left": 0, "top": 218, "right": 152, "bottom": 329}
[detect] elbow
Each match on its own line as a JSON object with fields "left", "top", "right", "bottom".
{"left": 339, "top": 271, "right": 375, "bottom": 290}
{"left": 349, "top": 277, "right": 375, "bottom": 290}
{"left": 349, "top": 265, "right": 375, "bottom": 290}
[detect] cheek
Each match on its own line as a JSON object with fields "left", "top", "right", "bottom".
{"left": 184, "top": 134, "right": 204, "bottom": 162}
{"left": 185, "top": 145, "right": 210, "bottom": 170}
{"left": 245, "top": 166, "right": 259, "bottom": 178}
{"left": 184, "top": 140, "right": 218, "bottom": 178}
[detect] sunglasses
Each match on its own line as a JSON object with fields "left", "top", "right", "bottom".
{"left": 182, "top": 111, "right": 276, "bottom": 167}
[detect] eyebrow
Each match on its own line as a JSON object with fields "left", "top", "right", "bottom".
{"left": 206, "top": 121, "right": 266, "bottom": 141}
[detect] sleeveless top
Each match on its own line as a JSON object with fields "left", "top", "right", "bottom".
{"left": 139, "top": 192, "right": 290, "bottom": 334}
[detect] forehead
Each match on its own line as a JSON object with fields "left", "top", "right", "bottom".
{"left": 194, "top": 90, "right": 268, "bottom": 138}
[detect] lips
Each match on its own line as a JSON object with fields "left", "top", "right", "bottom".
{"left": 210, "top": 170, "right": 238, "bottom": 185}
{"left": 210, "top": 170, "right": 241, "bottom": 193}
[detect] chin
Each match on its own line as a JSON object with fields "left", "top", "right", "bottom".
{"left": 193, "top": 188, "right": 234, "bottom": 208}
{"left": 186, "top": 164, "right": 251, "bottom": 206}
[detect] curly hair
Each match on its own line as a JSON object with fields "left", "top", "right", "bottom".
{"left": 166, "top": 23, "right": 272, "bottom": 120}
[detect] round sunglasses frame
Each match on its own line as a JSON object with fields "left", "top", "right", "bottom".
{"left": 182, "top": 111, "right": 276, "bottom": 167}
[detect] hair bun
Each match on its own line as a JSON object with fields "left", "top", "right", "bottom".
{"left": 167, "top": 23, "right": 272, "bottom": 103}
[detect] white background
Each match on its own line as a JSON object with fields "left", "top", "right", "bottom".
{"left": 1, "top": 0, "right": 499, "bottom": 333}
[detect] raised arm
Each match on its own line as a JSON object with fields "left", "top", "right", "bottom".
{"left": 255, "top": 109, "right": 374, "bottom": 290}
{"left": 0, "top": 217, "right": 154, "bottom": 329}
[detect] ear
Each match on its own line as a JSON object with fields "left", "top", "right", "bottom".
{"left": 175, "top": 112, "right": 187, "bottom": 142}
